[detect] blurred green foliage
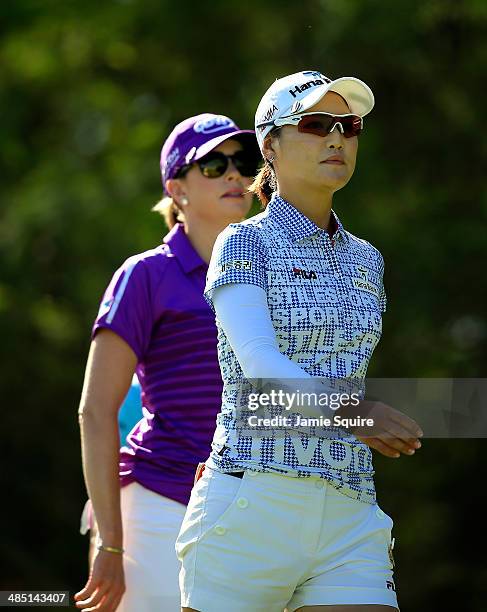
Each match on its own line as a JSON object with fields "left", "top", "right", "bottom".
{"left": 1, "top": 0, "right": 486, "bottom": 608}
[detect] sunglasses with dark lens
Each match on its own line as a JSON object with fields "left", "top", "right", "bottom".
{"left": 259, "top": 112, "right": 363, "bottom": 139}
{"left": 177, "top": 150, "right": 260, "bottom": 179}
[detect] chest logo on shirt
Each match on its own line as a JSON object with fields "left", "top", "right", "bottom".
{"left": 352, "top": 266, "right": 378, "bottom": 296}
{"left": 292, "top": 267, "right": 317, "bottom": 280}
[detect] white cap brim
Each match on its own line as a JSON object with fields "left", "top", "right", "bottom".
{"left": 282, "top": 76, "right": 374, "bottom": 119}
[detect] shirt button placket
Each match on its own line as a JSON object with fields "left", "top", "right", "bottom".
{"left": 327, "top": 239, "right": 343, "bottom": 288}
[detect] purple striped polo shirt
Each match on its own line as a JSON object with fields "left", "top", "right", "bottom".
{"left": 93, "top": 223, "right": 222, "bottom": 505}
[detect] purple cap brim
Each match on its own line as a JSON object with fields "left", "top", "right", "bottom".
{"left": 188, "top": 129, "right": 256, "bottom": 163}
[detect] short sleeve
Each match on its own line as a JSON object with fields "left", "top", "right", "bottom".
{"left": 204, "top": 223, "right": 267, "bottom": 312}
{"left": 92, "top": 257, "right": 154, "bottom": 360}
{"left": 378, "top": 253, "right": 387, "bottom": 313}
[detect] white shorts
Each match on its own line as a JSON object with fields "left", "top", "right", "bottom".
{"left": 176, "top": 467, "right": 398, "bottom": 612}
{"left": 81, "top": 483, "right": 187, "bottom": 612}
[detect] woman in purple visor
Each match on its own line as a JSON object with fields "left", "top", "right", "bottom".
{"left": 75, "top": 113, "right": 260, "bottom": 612}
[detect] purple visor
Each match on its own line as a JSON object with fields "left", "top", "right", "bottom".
{"left": 160, "top": 113, "right": 256, "bottom": 188}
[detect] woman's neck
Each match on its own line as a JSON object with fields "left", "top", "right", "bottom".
{"left": 183, "top": 217, "right": 229, "bottom": 264}
{"left": 277, "top": 183, "right": 334, "bottom": 232}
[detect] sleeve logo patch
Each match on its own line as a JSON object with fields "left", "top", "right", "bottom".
{"left": 357, "top": 265, "right": 369, "bottom": 281}
{"left": 220, "top": 259, "right": 253, "bottom": 273}
{"left": 352, "top": 265, "right": 378, "bottom": 296}
{"left": 97, "top": 297, "right": 114, "bottom": 318}
{"left": 352, "top": 277, "right": 378, "bottom": 296}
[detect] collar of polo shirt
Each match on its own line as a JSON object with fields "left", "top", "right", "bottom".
{"left": 268, "top": 194, "right": 349, "bottom": 244}
{"left": 163, "top": 223, "right": 207, "bottom": 273}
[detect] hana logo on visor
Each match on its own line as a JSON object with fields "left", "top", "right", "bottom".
{"left": 194, "top": 115, "right": 236, "bottom": 134}
{"left": 288, "top": 72, "right": 331, "bottom": 99}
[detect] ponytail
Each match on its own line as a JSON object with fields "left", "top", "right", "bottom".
{"left": 152, "top": 196, "right": 184, "bottom": 229}
{"left": 248, "top": 132, "right": 279, "bottom": 207}
{"left": 248, "top": 160, "right": 277, "bottom": 208}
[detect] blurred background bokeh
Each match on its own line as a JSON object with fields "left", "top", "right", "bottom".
{"left": 1, "top": 0, "right": 486, "bottom": 609}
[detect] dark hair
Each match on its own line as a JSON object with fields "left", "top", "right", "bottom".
{"left": 248, "top": 131, "right": 280, "bottom": 207}
{"left": 248, "top": 161, "right": 277, "bottom": 207}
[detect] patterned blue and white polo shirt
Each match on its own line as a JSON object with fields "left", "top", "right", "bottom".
{"left": 204, "top": 194, "right": 386, "bottom": 504}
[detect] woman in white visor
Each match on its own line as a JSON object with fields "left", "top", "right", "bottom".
{"left": 176, "top": 70, "right": 423, "bottom": 612}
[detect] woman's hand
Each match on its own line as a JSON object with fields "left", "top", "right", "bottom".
{"left": 74, "top": 550, "right": 125, "bottom": 611}
{"left": 345, "top": 400, "right": 423, "bottom": 458}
